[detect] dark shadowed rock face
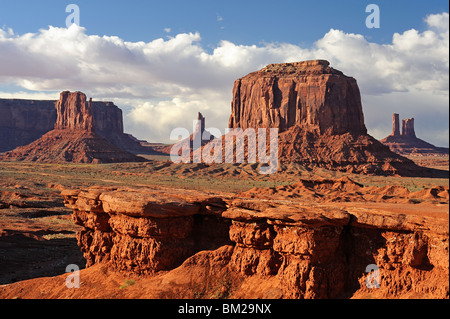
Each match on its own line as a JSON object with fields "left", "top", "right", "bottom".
{"left": 228, "top": 60, "right": 366, "bottom": 135}
{"left": 0, "top": 99, "right": 56, "bottom": 152}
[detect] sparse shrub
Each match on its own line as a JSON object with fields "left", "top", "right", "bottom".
{"left": 119, "top": 279, "right": 135, "bottom": 289}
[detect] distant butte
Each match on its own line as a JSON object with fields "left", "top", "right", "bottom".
{"left": 159, "top": 111, "right": 215, "bottom": 156}
{"left": 380, "top": 113, "right": 449, "bottom": 156}
{"left": 0, "top": 94, "right": 154, "bottom": 153}
{"left": 0, "top": 91, "right": 146, "bottom": 164}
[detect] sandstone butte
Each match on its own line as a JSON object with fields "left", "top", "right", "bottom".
{"left": 198, "top": 60, "right": 443, "bottom": 177}
{"left": 0, "top": 94, "right": 150, "bottom": 153}
{"left": 0, "top": 91, "right": 146, "bottom": 164}
{"left": 380, "top": 113, "right": 449, "bottom": 156}
{"left": 1, "top": 180, "right": 447, "bottom": 299}
{"left": 159, "top": 112, "right": 215, "bottom": 156}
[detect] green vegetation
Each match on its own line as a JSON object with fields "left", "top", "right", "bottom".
{"left": 119, "top": 279, "right": 136, "bottom": 289}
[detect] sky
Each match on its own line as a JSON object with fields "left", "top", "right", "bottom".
{"left": 0, "top": 0, "right": 449, "bottom": 146}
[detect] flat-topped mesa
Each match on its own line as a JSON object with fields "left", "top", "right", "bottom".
{"left": 55, "top": 91, "right": 94, "bottom": 131}
{"left": 219, "top": 60, "right": 440, "bottom": 176}
{"left": 228, "top": 59, "right": 366, "bottom": 135}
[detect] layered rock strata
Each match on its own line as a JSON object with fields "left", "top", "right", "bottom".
{"left": 381, "top": 113, "right": 449, "bottom": 156}
{"left": 61, "top": 183, "right": 449, "bottom": 298}
{"left": 204, "top": 60, "right": 432, "bottom": 176}
{"left": 228, "top": 60, "right": 366, "bottom": 135}
{"left": 61, "top": 187, "right": 232, "bottom": 272}
{"left": 1, "top": 91, "right": 145, "bottom": 163}
{"left": 0, "top": 96, "right": 149, "bottom": 153}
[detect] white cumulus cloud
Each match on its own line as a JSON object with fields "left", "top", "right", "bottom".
{"left": 0, "top": 12, "right": 448, "bottom": 146}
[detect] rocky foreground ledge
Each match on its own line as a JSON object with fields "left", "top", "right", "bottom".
{"left": 59, "top": 182, "right": 449, "bottom": 299}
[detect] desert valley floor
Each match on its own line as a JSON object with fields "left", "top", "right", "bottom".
{"left": 0, "top": 154, "right": 448, "bottom": 299}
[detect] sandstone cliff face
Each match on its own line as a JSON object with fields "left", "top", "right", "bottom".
{"left": 55, "top": 91, "right": 94, "bottom": 131}
{"left": 61, "top": 183, "right": 449, "bottom": 299}
{"left": 0, "top": 99, "right": 56, "bottom": 152}
{"left": 228, "top": 60, "right": 366, "bottom": 135}
{"left": 61, "top": 187, "right": 231, "bottom": 272}
{"left": 0, "top": 96, "right": 149, "bottom": 153}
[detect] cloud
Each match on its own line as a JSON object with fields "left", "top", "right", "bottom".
{"left": 425, "top": 12, "right": 449, "bottom": 31}
{"left": 0, "top": 13, "right": 448, "bottom": 146}
{"left": 164, "top": 27, "right": 171, "bottom": 33}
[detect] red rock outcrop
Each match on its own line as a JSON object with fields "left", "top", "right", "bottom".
{"left": 61, "top": 187, "right": 231, "bottom": 272}
{"left": 402, "top": 118, "right": 416, "bottom": 138}
{"left": 0, "top": 91, "right": 146, "bottom": 163}
{"left": 54, "top": 91, "right": 94, "bottom": 131}
{"left": 228, "top": 60, "right": 366, "bottom": 135}
{"left": 58, "top": 184, "right": 449, "bottom": 299}
{"left": 0, "top": 96, "right": 153, "bottom": 153}
{"left": 381, "top": 114, "right": 449, "bottom": 156}
{"left": 392, "top": 113, "right": 400, "bottom": 137}
{"left": 91, "top": 100, "right": 154, "bottom": 153}
{"left": 239, "top": 176, "right": 449, "bottom": 204}
{"left": 200, "top": 60, "right": 436, "bottom": 176}
{"left": 159, "top": 112, "right": 215, "bottom": 157}
{"left": 0, "top": 98, "right": 56, "bottom": 152}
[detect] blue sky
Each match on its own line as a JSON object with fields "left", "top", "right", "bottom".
{"left": 0, "top": 1, "right": 449, "bottom": 146}
{"left": 1, "top": 0, "right": 448, "bottom": 46}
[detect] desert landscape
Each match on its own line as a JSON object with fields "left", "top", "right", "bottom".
{"left": 0, "top": 59, "right": 448, "bottom": 301}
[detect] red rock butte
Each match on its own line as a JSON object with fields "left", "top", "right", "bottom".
{"left": 0, "top": 91, "right": 146, "bottom": 164}
{"left": 55, "top": 91, "right": 94, "bottom": 131}
{"left": 381, "top": 113, "right": 449, "bottom": 156}
{"left": 229, "top": 59, "right": 366, "bottom": 135}
{"left": 0, "top": 93, "right": 151, "bottom": 153}
{"left": 202, "top": 60, "right": 439, "bottom": 176}
{"left": 159, "top": 112, "right": 215, "bottom": 156}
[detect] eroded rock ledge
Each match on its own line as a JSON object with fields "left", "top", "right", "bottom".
{"left": 61, "top": 184, "right": 449, "bottom": 298}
